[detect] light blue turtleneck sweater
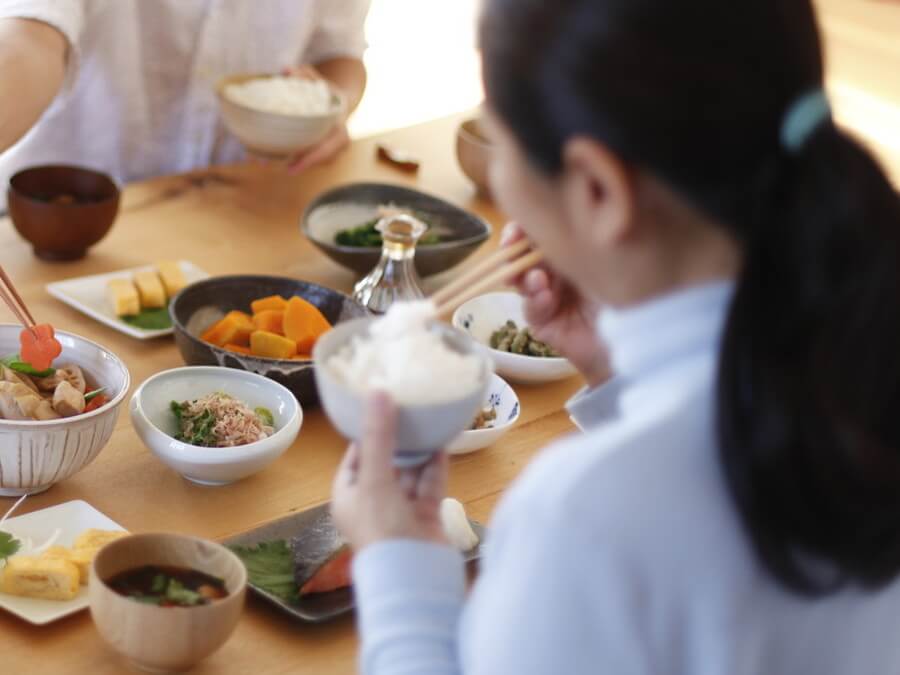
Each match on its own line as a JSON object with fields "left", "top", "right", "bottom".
{"left": 352, "top": 282, "right": 900, "bottom": 675}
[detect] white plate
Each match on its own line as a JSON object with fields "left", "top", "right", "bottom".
{"left": 0, "top": 500, "right": 127, "bottom": 625}
{"left": 46, "top": 261, "right": 209, "bottom": 340}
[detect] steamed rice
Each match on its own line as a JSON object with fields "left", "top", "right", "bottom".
{"left": 224, "top": 76, "right": 335, "bottom": 116}
{"left": 327, "top": 301, "right": 485, "bottom": 405}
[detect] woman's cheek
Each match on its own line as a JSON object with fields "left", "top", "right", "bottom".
{"left": 489, "top": 155, "right": 536, "bottom": 228}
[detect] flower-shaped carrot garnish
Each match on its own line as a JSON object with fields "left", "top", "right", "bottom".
{"left": 20, "top": 324, "right": 62, "bottom": 373}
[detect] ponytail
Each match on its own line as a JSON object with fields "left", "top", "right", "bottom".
{"left": 718, "top": 124, "right": 900, "bottom": 594}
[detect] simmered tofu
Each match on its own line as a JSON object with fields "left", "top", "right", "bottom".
{"left": 52, "top": 380, "right": 86, "bottom": 418}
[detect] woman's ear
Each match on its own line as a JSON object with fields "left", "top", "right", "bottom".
{"left": 560, "top": 137, "right": 635, "bottom": 249}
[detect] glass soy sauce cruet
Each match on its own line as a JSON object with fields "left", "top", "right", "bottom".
{"left": 352, "top": 214, "right": 428, "bottom": 314}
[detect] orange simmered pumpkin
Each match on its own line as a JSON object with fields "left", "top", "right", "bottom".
{"left": 201, "top": 294, "right": 332, "bottom": 360}
{"left": 201, "top": 311, "right": 254, "bottom": 347}
{"left": 283, "top": 296, "right": 331, "bottom": 354}
{"left": 252, "top": 309, "right": 284, "bottom": 335}
{"left": 250, "top": 295, "right": 288, "bottom": 314}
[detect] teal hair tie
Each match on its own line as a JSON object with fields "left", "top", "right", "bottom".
{"left": 781, "top": 90, "right": 831, "bottom": 153}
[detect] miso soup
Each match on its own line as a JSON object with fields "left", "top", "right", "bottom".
{"left": 107, "top": 565, "right": 228, "bottom": 607}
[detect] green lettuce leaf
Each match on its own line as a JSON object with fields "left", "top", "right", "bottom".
{"left": 0, "top": 531, "right": 21, "bottom": 564}
{"left": 228, "top": 540, "right": 297, "bottom": 603}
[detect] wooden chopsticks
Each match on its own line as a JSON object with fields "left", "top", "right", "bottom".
{"left": 0, "top": 264, "right": 37, "bottom": 331}
{"left": 432, "top": 239, "right": 543, "bottom": 318}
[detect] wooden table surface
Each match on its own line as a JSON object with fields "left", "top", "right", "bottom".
{"left": 0, "top": 112, "right": 582, "bottom": 673}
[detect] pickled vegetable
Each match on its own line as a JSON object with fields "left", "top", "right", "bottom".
{"left": 489, "top": 321, "right": 559, "bottom": 358}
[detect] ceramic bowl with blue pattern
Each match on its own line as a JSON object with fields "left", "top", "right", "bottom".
{"left": 447, "top": 373, "right": 520, "bottom": 455}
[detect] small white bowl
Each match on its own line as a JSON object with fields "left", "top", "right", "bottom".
{"left": 0, "top": 324, "right": 131, "bottom": 496}
{"left": 313, "top": 317, "right": 493, "bottom": 467}
{"left": 130, "top": 366, "right": 302, "bottom": 486}
{"left": 447, "top": 373, "right": 520, "bottom": 455}
{"left": 216, "top": 73, "right": 345, "bottom": 157}
{"left": 452, "top": 292, "right": 578, "bottom": 384}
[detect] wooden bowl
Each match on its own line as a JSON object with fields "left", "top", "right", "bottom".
{"left": 90, "top": 533, "right": 247, "bottom": 673}
{"left": 7, "top": 165, "right": 120, "bottom": 261}
{"left": 455, "top": 118, "right": 493, "bottom": 200}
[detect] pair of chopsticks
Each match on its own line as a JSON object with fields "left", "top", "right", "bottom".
{"left": 0, "top": 265, "right": 37, "bottom": 333}
{"left": 432, "top": 239, "right": 543, "bottom": 318}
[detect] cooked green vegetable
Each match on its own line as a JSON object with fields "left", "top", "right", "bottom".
{"left": 490, "top": 321, "right": 560, "bottom": 358}
{"left": 229, "top": 540, "right": 297, "bottom": 604}
{"left": 171, "top": 401, "right": 217, "bottom": 447}
{"left": 121, "top": 306, "right": 173, "bottom": 331}
{"left": 85, "top": 387, "right": 106, "bottom": 402}
{"left": 335, "top": 219, "right": 383, "bottom": 247}
{"left": 335, "top": 217, "right": 442, "bottom": 248}
{"left": 255, "top": 407, "right": 274, "bottom": 427}
{"left": 1, "top": 354, "right": 55, "bottom": 378}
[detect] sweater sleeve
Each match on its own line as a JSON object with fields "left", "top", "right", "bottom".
{"left": 456, "top": 501, "right": 655, "bottom": 675}
{"left": 566, "top": 376, "right": 624, "bottom": 431}
{"left": 352, "top": 497, "right": 655, "bottom": 675}
{"left": 353, "top": 540, "right": 466, "bottom": 675}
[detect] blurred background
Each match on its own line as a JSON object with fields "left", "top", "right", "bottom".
{"left": 349, "top": 0, "right": 482, "bottom": 139}
{"left": 353, "top": 0, "right": 900, "bottom": 185}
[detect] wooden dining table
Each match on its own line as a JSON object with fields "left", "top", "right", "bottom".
{"left": 1, "top": 112, "right": 583, "bottom": 673}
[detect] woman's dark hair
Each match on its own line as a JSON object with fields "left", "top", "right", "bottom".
{"left": 480, "top": 0, "right": 900, "bottom": 594}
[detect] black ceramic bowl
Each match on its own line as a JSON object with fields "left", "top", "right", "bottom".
{"left": 171, "top": 275, "right": 368, "bottom": 407}
{"left": 301, "top": 182, "right": 491, "bottom": 278}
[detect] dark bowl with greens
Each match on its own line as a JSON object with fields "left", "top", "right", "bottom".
{"left": 301, "top": 183, "right": 492, "bottom": 278}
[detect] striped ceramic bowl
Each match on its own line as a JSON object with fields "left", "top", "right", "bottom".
{"left": 0, "top": 325, "right": 130, "bottom": 496}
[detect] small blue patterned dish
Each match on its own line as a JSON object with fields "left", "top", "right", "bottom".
{"left": 447, "top": 373, "right": 520, "bottom": 455}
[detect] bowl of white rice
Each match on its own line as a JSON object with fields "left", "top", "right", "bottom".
{"left": 313, "top": 301, "right": 493, "bottom": 466}
{"left": 216, "top": 73, "right": 345, "bottom": 157}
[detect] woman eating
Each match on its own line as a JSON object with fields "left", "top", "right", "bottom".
{"left": 332, "top": 0, "right": 900, "bottom": 673}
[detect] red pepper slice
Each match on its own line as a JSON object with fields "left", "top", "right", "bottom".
{"left": 84, "top": 394, "right": 109, "bottom": 413}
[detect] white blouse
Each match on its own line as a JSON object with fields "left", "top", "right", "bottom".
{"left": 353, "top": 281, "right": 900, "bottom": 675}
{"left": 0, "top": 0, "right": 369, "bottom": 209}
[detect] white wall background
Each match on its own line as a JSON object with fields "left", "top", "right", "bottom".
{"left": 349, "top": 0, "right": 484, "bottom": 138}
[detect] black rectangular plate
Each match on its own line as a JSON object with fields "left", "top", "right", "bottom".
{"left": 222, "top": 501, "right": 485, "bottom": 623}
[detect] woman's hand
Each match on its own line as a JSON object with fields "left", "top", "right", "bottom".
{"left": 331, "top": 392, "right": 449, "bottom": 551}
{"left": 503, "top": 223, "right": 611, "bottom": 387}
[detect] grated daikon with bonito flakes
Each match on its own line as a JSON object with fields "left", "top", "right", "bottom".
{"left": 327, "top": 301, "right": 486, "bottom": 406}
{"left": 224, "top": 76, "right": 335, "bottom": 116}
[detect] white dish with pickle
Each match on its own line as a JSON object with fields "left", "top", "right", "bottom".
{"left": 452, "top": 292, "right": 578, "bottom": 384}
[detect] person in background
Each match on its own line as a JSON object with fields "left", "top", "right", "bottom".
{"left": 332, "top": 0, "right": 900, "bottom": 673}
{"left": 0, "top": 0, "right": 370, "bottom": 210}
